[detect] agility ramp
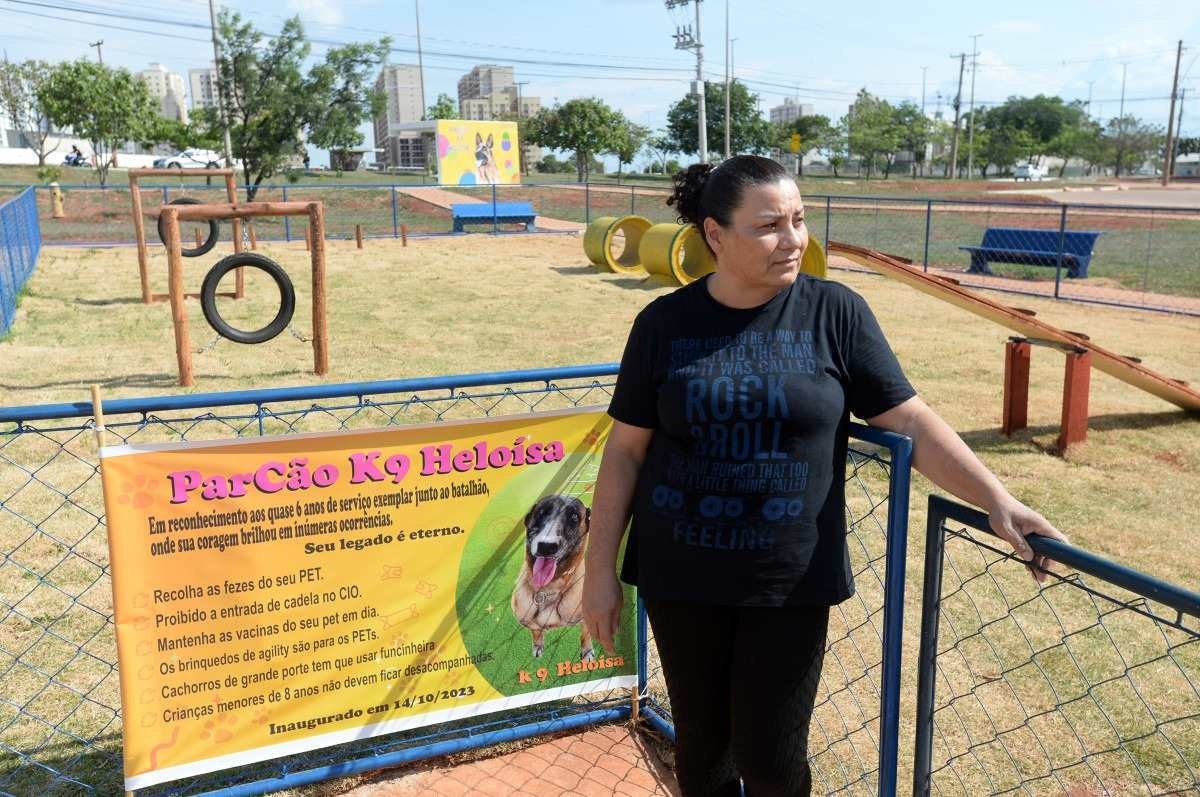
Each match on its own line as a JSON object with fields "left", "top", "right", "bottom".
{"left": 583, "top": 215, "right": 652, "bottom": 274}
{"left": 828, "top": 241, "right": 1200, "bottom": 413}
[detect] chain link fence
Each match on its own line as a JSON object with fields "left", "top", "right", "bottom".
{"left": 22, "top": 180, "right": 1200, "bottom": 315}
{"left": 0, "top": 188, "right": 40, "bottom": 337}
{"left": 1, "top": 366, "right": 911, "bottom": 796}
{"left": 915, "top": 494, "right": 1200, "bottom": 796}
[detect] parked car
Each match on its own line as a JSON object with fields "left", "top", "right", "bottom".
{"left": 153, "top": 148, "right": 224, "bottom": 169}
{"left": 1013, "top": 163, "right": 1047, "bottom": 181}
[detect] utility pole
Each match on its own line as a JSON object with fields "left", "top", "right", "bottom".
{"left": 1116, "top": 62, "right": 1128, "bottom": 177}
{"left": 668, "top": 0, "right": 707, "bottom": 163}
{"left": 920, "top": 66, "right": 927, "bottom": 115}
{"left": 415, "top": 0, "right": 427, "bottom": 120}
{"left": 1162, "top": 39, "right": 1183, "bottom": 186}
{"left": 207, "top": 0, "right": 234, "bottom": 169}
{"left": 516, "top": 81, "right": 529, "bottom": 117}
{"left": 89, "top": 40, "right": 103, "bottom": 64}
{"left": 948, "top": 53, "right": 966, "bottom": 179}
{"left": 723, "top": 0, "right": 730, "bottom": 159}
{"left": 966, "top": 33, "right": 981, "bottom": 180}
{"left": 1086, "top": 81, "right": 1095, "bottom": 117}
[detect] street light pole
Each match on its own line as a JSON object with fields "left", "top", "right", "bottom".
{"left": 723, "top": 0, "right": 730, "bottom": 160}
{"left": 207, "top": 0, "right": 234, "bottom": 169}
{"left": 966, "top": 33, "right": 981, "bottom": 179}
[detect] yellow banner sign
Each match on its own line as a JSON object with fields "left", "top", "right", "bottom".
{"left": 99, "top": 409, "right": 633, "bottom": 790}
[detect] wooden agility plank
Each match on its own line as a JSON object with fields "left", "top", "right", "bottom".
{"left": 827, "top": 241, "right": 1200, "bottom": 414}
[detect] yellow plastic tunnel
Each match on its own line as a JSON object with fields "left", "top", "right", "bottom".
{"left": 801, "top": 236, "right": 828, "bottom": 279}
{"left": 638, "top": 223, "right": 716, "bottom": 285}
{"left": 582, "top": 215, "right": 652, "bottom": 274}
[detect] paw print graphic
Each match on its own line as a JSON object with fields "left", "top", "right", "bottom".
{"left": 118, "top": 473, "right": 154, "bottom": 509}
{"left": 251, "top": 707, "right": 269, "bottom": 726}
{"left": 201, "top": 714, "right": 237, "bottom": 744}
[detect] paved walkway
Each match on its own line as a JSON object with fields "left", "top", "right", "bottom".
{"left": 339, "top": 723, "right": 680, "bottom": 797}
{"left": 393, "top": 186, "right": 585, "bottom": 231}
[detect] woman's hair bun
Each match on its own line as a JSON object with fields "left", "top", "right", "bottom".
{"left": 667, "top": 163, "right": 715, "bottom": 226}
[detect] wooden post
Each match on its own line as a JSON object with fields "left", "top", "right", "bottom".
{"left": 90, "top": 385, "right": 107, "bottom": 450}
{"left": 225, "top": 173, "right": 244, "bottom": 299}
{"left": 1001, "top": 339, "right": 1031, "bottom": 436}
{"left": 308, "top": 202, "right": 330, "bottom": 376}
{"left": 248, "top": 223, "right": 258, "bottom": 249}
{"left": 161, "top": 208, "right": 195, "bottom": 387}
{"left": 355, "top": 224, "right": 363, "bottom": 249}
{"left": 401, "top": 223, "right": 408, "bottom": 247}
{"left": 129, "top": 174, "right": 152, "bottom": 304}
{"left": 1058, "top": 350, "right": 1092, "bottom": 451}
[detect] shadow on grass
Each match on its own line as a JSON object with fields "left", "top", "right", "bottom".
{"left": 0, "top": 369, "right": 308, "bottom": 394}
{"left": 957, "top": 409, "right": 1198, "bottom": 453}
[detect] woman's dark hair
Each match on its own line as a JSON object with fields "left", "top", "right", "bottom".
{"left": 666, "top": 155, "right": 790, "bottom": 236}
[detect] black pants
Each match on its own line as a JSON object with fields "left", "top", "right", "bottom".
{"left": 645, "top": 599, "right": 830, "bottom": 797}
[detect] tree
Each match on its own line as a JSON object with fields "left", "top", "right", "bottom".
{"left": 214, "top": 11, "right": 388, "bottom": 198}
{"left": 819, "top": 121, "right": 848, "bottom": 177}
{"left": 1178, "top": 137, "right": 1200, "bottom": 156}
{"left": 427, "top": 93, "right": 458, "bottom": 120}
{"left": 141, "top": 111, "right": 222, "bottom": 153}
{"left": 645, "top": 132, "right": 675, "bottom": 173}
{"left": 665, "top": 81, "right": 772, "bottom": 158}
{"left": 1046, "top": 117, "right": 1101, "bottom": 177}
{"left": 1104, "top": 115, "right": 1164, "bottom": 176}
{"left": 535, "top": 154, "right": 574, "bottom": 173}
{"left": 0, "top": 59, "right": 57, "bottom": 166}
{"left": 784, "top": 114, "right": 833, "bottom": 177}
{"left": 891, "top": 103, "right": 929, "bottom": 177}
{"left": 524, "top": 98, "right": 627, "bottom": 181}
{"left": 609, "top": 122, "right": 650, "bottom": 183}
{"left": 842, "top": 90, "right": 899, "bottom": 178}
{"left": 40, "top": 60, "right": 157, "bottom": 186}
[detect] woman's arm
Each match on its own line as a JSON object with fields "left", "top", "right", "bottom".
{"left": 867, "top": 395, "right": 1068, "bottom": 583}
{"left": 583, "top": 420, "right": 654, "bottom": 653}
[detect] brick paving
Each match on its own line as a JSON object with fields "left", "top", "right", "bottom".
{"left": 338, "top": 724, "right": 680, "bottom": 797}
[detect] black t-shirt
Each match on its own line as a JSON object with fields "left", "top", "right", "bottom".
{"left": 607, "top": 274, "right": 915, "bottom": 607}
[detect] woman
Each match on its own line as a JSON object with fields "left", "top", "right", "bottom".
{"left": 581, "top": 155, "right": 1066, "bottom": 797}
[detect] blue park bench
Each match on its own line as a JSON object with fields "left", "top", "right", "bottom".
{"left": 959, "top": 227, "right": 1102, "bottom": 278}
{"left": 451, "top": 202, "right": 537, "bottom": 232}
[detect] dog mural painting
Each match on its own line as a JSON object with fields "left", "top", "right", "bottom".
{"left": 434, "top": 120, "right": 520, "bottom": 186}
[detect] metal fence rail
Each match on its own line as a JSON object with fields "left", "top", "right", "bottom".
{"left": 915, "top": 494, "right": 1200, "bottom": 796}
{"left": 0, "top": 187, "right": 41, "bottom": 336}
{"left": 0, "top": 365, "right": 911, "bottom": 796}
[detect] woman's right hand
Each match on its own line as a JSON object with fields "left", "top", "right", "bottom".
{"left": 582, "top": 569, "right": 623, "bottom": 656}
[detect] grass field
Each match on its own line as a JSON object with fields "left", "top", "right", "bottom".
{"left": 0, "top": 233, "right": 1198, "bottom": 794}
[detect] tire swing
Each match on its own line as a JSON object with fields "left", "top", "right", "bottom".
{"left": 158, "top": 197, "right": 219, "bottom": 257}
{"left": 200, "top": 252, "right": 295, "bottom": 344}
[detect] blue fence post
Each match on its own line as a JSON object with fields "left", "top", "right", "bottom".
{"left": 824, "top": 196, "right": 832, "bottom": 247}
{"left": 161, "top": 186, "right": 169, "bottom": 204}
{"left": 492, "top": 183, "right": 498, "bottom": 235}
{"left": 1053, "top": 205, "right": 1068, "bottom": 299}
{"left": 283, "top": 185, "right": 291, "bottom": 242}
{"left": 630, "top": 186, "right": 636, "bottom": 215}
{"left": 877, "top": 434, "right": 912, "bottom": 797}
{"left": 922, "top": 200, "right": 932, "bottom": 272}
{"left": 391, "top": 186, "right": 399, "bottom": 239}
{"left": 912, "top": 496, "right": 949, "bottom": 797}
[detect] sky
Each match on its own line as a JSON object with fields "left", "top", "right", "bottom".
{"left": 3, "top": 0, "right": 1199, "bottom": 167}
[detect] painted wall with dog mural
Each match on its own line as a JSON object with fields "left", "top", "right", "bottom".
{"left": 434, "top": 119, "right": 521, "bottom": 185}
{"left": 98, "top": 409, "right": 633, "bottom": 792}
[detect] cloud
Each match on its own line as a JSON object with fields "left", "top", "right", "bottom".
{"left": 287, "top": 0, "right": 344, "bottom": 27}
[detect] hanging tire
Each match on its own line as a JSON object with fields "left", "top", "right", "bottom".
{"left": 200, "top": 253, "right": 296, "bottom": 345}
{"left": 157, "top": 197, "right": 220, "bottom": 257}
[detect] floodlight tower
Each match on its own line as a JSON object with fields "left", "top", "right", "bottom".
{"left": 666, "top": 0, "right": 707, "bottom": 163}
